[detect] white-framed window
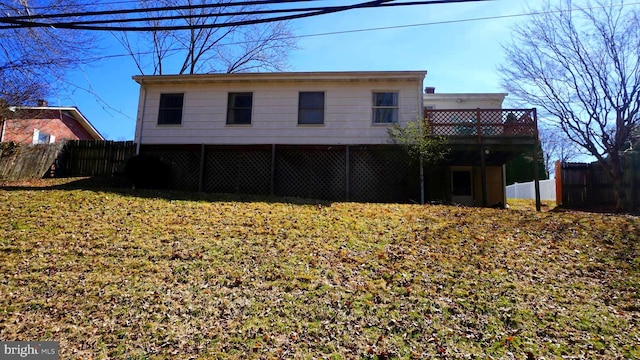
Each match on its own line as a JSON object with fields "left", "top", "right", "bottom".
{"left": 227, "top": 92, "right": 253, "bottom": 125}
{"left": 372, "top": 92, "right": 398, "bottom": 124}
{"left": 158, "top": 93, "right": 184, "bottom": 125}
{"left": 33, "top": 129, "right": 54, "bottom": 144}
{"left": 298, "top": 91, "right": 325, "bottom": 125}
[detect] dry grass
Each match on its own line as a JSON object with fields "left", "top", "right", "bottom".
{"left": 1, "top": 178, "right": 639, "bottom": 359}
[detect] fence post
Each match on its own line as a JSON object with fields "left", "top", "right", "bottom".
{"left": 587, "top": 163, "right": 594, "bottom": 207}
{"left": 533, "top": 144, "right": 541, "bottom": 212}
{"left": 479, "top": 145, "right": 488, "bottom": 207}
{"left": 198, "top": 144, "right": 205, "bottom": 192}
{"left": 476, "top": 108, "right": 482, "bottom": 142}
{"left": 555, "top": 161, "right": 563, "bottom": 206}
{"left": 345, "top": 145, "right": 350, "bottom": 201}
{"left": 270, "top": 144, "right": 276, "bottom": 196}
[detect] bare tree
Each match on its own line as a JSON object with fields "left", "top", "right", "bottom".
{"left": 116, "top": 0, "right": 297, "bottom": 75}
{"left": 626, "top": 124, "right": 640, "bottom": 153}
{"left": 538, "top": 126, "right": 580, "bottom": 178}
{"left": 500, "top": 0, "right": 640, "bottom": 211}
{"left": 0, "top": 0, "right": 96, "bottom": 108}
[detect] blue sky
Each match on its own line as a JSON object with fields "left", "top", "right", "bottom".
{"left": 55, "top": 0, "right": 528, "bottom": 140}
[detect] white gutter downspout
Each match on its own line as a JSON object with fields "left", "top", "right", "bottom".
{"left": 135, "top": 81, "right": 147, "bottom": 155}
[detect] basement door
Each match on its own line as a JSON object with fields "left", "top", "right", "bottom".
{"left": 451, "top": 168, "right": 474, "bottom": 206}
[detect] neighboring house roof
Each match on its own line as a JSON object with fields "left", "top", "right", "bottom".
{"left": 424, "top": 93, "right": 508, "bottom": 102}
{"left": 8, "top": 106, "right": 104, "bottom": 140}
{"left": 133, "top": 70, "right": 428, "bottom": 84}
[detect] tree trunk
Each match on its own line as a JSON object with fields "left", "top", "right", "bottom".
{"left": 610, "top": 156, "right": 628, "bottom": 212}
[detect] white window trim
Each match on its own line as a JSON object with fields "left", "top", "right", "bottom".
{"left": 33, "top": 129, "right": 55, "bottom": 144}
{"left": 298, "top": 91, "right": 326, "bottom": 125}
{"left": 372, "top": 91, "right": 399, "bottom": 124}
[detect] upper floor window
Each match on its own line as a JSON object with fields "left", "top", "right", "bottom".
{"left": 33, "top": 129, "right": 54, "bottom": 144}
{"left": 298, "top": 91, "right": 325, "bottom": 125}
{"left": 227, "top": 92, "right": 253, "bottom": 125}
{"left": 372, "top": 92, "right": 398, "bottom": 124}
{"left": 158, "top": 93, "right": 184, "bottom": 125}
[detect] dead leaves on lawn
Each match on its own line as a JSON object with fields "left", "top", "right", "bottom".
{"left": 0, "top": 182, "right": 639, "bottom": 359}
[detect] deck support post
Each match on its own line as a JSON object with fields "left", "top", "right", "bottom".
{"left": 480, "top": 145, "right": 488, "bottom": 207}
{"left": 533, "top": 108, "right": 542, "bottom": 212}
{"left": 270, "top": 144, "right": 276, "bottom": 196}
{"left": 198, "top": 144, "right": 205, "bottom": 192}
{"left": 345, "top": 145, "right": 350, "bottom": 201}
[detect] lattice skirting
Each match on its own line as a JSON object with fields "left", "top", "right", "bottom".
{"left": 140, "top": 144, "right": 421, "bottom": 203}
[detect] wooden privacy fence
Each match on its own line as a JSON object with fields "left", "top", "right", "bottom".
{"left": 555, "top": 154, "right": 639, "bottom": 212}
{"left": 0, "top": 142, "right": 64, "bottom": 181}
{"left": 0, "top": 140, "right": 136, "bottom": 181}
{"left": 58, "top": 140, "right": 136, "bottom": 177}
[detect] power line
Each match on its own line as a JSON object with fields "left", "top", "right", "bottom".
{"left": 39, "top": 2, "right": 393, "bottom": 27}
{"left": 0, "top": 0, "right": 493, "bottom": 31}
{"left": 2, "top": 0, "right": 320, "bottom": 20}
{"left": 70, "top": 0, "right": 493, "bottom": 28}
{"left": 0, "top": 0, "right": 381, "bottom": 30}
{"left": 80, "top": 1, "right": 640, "bottom": 62}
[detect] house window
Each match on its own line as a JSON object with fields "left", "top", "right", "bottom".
{"left": 372, "top": 92, "right": 398, "bottom": 124}
{"left": 158, "top": 93, "right": 184, "bottom": 125}
{"left": 298, "top": 91, "right": 325, "bottom": 125}
{"left": 33, "top": 129, "right": 54, "bottom": 144}
{"left": 227, "top": 92, "right": 253, "bottom": 125}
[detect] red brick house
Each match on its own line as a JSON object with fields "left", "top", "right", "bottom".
{"left": 0, "top": 101, "right": 103, "bottom": 144}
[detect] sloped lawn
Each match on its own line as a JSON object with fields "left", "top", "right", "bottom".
{"left": 1, "top": 179, "right": 639, "bottom": 359}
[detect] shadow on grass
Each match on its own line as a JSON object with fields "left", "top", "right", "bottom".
{"left": 0, "top": 176, "right": 335, "bottom": 206}
{"left": 550, "top": 204, "right": 640, "bottom": 216}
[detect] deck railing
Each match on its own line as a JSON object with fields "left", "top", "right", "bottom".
{"left": 425, "top": 108, "right": 538, "bottom": 141}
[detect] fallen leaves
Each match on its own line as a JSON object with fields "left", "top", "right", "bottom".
{"left": 0, "top": 180, "right": 638, "bottom": 359}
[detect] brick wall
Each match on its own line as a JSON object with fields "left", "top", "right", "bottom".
{"left": 2, "top": 109, "right": 94, "bottom": 144}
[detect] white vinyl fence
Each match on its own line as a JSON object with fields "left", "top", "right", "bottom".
{"left": 506, "top": 179, "right": 556, "bottom": 201}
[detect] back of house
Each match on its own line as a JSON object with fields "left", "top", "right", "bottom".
{"left": 132, "top": 71, "right": 538, "bottom": 206}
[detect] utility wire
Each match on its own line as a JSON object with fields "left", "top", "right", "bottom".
{"left": 2, "top": 0, "right": 320, "bottom": 20}
{"left": 51, "top": 0, "right": 493, "bottom": 27}
{"left": 77, "top": 1, "right": 640, "bottom": 62}
{"left": 39, "top": 2, "right": 395, "bottom": 27}
{"left": 0, "top": 0, "right": 493, "bottom": 31}
{"left": 0, "top": 0, "right": 388, "bottom": 30}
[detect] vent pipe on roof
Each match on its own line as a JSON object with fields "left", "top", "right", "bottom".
{"left": 424, "top": 87, "right": 435, "bottom": 94}
{"left": 36, "top": 99, "right": 48, "bottom": 107}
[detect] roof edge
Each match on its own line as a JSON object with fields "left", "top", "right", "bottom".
{"left": 12, "top": 106, "right": 104, "bottom": 140}
{"left": 132, "top": 70, "right": 428, "bottom": 84}
{"left": 424, "top": 93, "right": 508, "bottom": 99}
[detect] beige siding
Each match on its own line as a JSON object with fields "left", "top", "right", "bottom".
{"left": 137, "top": 80, "right": 421, "bottom": 145}
{"left": 424, "top": 94, "right": 506, "bottom": 110}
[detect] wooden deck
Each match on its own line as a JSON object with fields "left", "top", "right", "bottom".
{"left": 425, "top": 108, "right": 542, "bottom": 210}
{"left": 425, "top": 108, "right": 538, "bottom": 145}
